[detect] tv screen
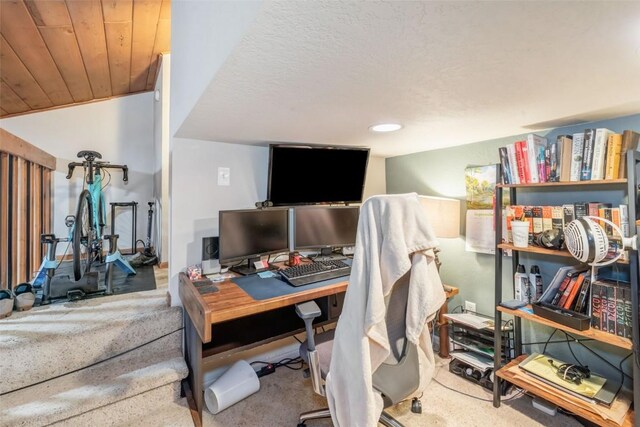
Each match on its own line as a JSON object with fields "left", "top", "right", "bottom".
{"left": 267, "top": 145, "right": 370, "bottom": 206}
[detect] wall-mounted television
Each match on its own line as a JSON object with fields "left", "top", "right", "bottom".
{"left": 267, "top": 144, "right": 370, "bottom": 206}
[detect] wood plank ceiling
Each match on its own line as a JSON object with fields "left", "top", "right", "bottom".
{"left": 0, "top": 0, "right": 170, "bottom": 118}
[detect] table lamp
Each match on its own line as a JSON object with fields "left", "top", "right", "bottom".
{"left": 418, "top": 195, "right": 461, "bottom": 271}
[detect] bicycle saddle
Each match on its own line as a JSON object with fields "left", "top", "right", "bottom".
{"left": 77, "top": 150, "right": 102, "bottom": 161}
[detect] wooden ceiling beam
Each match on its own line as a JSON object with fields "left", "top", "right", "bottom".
{"left": 0, "top": 81, "right": 30, "bottom": 114}
{"left": 130, "top": 0, "right": 162, "bottom": 92}
{"left": 66, "top": 0, "right": 112, "bottom": 99}
{"left": 102, "top": 0, "right": 133, "bottom": 95}
{"left": 0, "top": 0, "right": 73, "bottom": 105}
{"left": 0, "top": 35, "right": 53, "bottom": 110}
{"left": 145, "top": 0, "right": 170, "bottom": 90}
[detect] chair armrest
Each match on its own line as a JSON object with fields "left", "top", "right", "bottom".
{"left": 295, "top": 301, "right": 321, "bottom": 351}
{"left": 295, "top": 300, "right": 321, "bottom": 319}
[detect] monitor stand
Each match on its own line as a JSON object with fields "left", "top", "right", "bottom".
{"left": 229, "top": 257, "right": 278, "bottom": 276}
{"left": 310, "top": 247, "right": 347, "bottom": 262}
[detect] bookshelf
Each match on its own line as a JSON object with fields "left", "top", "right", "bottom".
{"left": 492, "top": 152, "right": 640, "bottom": 427}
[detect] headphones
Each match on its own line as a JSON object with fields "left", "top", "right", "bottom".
{"left": 548, "top": 359, "right": 590, "bottom": 385}
{"left": 533, "top": 228, "right": 565, "bottom": 250}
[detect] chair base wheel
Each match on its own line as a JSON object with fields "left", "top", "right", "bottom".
{"left": 297, "top": 424, "right": 306, "bottom": 427}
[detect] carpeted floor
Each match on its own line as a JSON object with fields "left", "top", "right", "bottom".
{"left": 201, "top": 356, "right": 582, "bottom": 427}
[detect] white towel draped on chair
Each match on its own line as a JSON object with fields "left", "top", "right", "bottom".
{"left": 325, "top": 193, "right": 446, "bottom": 426}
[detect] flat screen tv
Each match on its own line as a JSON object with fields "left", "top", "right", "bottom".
{"left": 267, "top": 144, "right": 370, "bottom": 206}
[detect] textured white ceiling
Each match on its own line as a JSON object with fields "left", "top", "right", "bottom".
{"left": 176, "top": 1, "right": 640, "bottom": 157}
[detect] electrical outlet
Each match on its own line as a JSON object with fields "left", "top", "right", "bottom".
{"left": 465, "top": 301, "right": 476, "bottom": 313}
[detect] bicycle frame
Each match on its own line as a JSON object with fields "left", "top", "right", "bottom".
{"left": 86, "top": 167, "right": 105, "bottom": 254}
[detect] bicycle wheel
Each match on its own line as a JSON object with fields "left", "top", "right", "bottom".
{"left": 73, "top": 190, "right": 94, "bottom": 281}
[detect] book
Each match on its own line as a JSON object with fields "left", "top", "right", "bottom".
{"left": 563, "top": 271, "right": 587, "bottom": 310}
{"left": 587, "top": 202, "right": 603, "bottom": 218}
{"left": 558, "top": 273, "right": 580, "bottom": 308}
{"left": 527, "top": 134, "right": 547, "bottom": 183}
{"left": 619, "top": 204, "right": 629, "bottom": 238}
{"left": 562, "top": 204, "right": 575, "bottom": 229}
{"left": 605, "top": 283, "right": 616, "bottom": 334}
{"left": 551, "top": 271, "right": 574, "bottom": 306}
{"left": 581, "top": 128, "right": 596, "bottom": 181}
{"left": 590, "top": 128, "right": 614, "bottom": 180}
{"left": 558, "top": 135, "right": 573, "bottom": 182}
{"left": 602, "top": 207, "right": 613, "bottom": 237}
{"left": 623, "top": 285, "right": 632, "bottom": 337}
{"left": 618, "top": 130, "right": 640, "bottom": 179}
{"left": 570, "top": 132, "right": 584, "bottom": 181}
{"left": 542, "top": 206, "right": 553, "bottom": 231}
{"left": 548, "top": 137, "right": 560, "bottom": 182}
{"left": 506, "top": 143, "right": 520, "bottom": 184}
{"left": 615, "top": 284, "right": 626, "bottom": 337}
{"left": 551, "top": 206, "right": 563, "bottom": 231}
{"left": 499, "top": 147, "right": 512, "bottom": 184}
{"left": 544, "top": 146, "right": 551, "bottom": 182}
{"left": 574, "top": 202, "right": 588, "bottom": 220}
{"left": 523, "top": 206, "right": 534, "bottom": 235}
{"left": 515, "top": 140, "right": 528, "bottom": 183}
{"left": 591, "top": 281, "right": 603, "bottom": 330}
{"left": 531, "top": 206, "right": 543, "bottom": 234}
{"left": 604, "top": 133, "right": 622, "bottom": 180}
{"left": 573, "top": 275, "right": 591, "bottom": 314}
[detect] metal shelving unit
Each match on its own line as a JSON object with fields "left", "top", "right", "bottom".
{"left": 492, "top": 152, "right": 640, "bottom": 426}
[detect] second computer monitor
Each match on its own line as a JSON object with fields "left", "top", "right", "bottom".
{"left": 294, "top": 206, "right": 359, "bottom": 256}
{"left": 219, "top": 208, "right": 289, "bottom": 275}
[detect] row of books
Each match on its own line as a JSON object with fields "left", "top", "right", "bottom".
{"left": 498, "top": 129, "right": 640, "bottom": 184}
{"left": 505, "top": 203, "right": 629, "bottom": 240}
{"left": 547, "top": 268, "right": 591, "bottom": 313}
{"left": 591, "top": 280, "right": 634, "bottom": 338}
{"left": 540, "top": 266, "right": 634, "bottom": 338}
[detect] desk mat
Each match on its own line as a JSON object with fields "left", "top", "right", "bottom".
{"left": 231, "top": 274, "right": 347, "bottom": 301}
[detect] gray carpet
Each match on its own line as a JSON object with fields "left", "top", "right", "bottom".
{"left": 201, "top": 357, "right": 582, "bottom": 427}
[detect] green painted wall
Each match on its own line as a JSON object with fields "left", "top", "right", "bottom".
{"left": 386, "top": 113, "right": 640, "bottom": 383}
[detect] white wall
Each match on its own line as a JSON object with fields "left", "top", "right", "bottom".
{"left": 153, "top": 54, "right": 171, "bottom": 263}
{"left": 169, "top": 138, "right": 269, "bottom": 299}
{"left": 362, "top": 155, "right": 386, "bottom": 199}
{"left": 0, "top": 93, "right": 155, "bottom": 254}
{"left": 170, "top": 0, "right": 263, "bottom": 134}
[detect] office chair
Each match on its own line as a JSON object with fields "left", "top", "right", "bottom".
{"left": 295, "top": 193, "right": 443, "bottom": 426}
{"left": 295, "top": 270, "right": 420, "bottom": 427}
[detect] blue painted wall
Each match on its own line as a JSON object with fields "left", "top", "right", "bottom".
{"left": 386, "top": 113, "right": 640, "bottom": 384}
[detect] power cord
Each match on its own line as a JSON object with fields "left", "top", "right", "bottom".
{"left": 432, "top": 366, "right": 525, "bottom": 402}
{"left": 251, "top": 356, "right": 304, "bottom": 377}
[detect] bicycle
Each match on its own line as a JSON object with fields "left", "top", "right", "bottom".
{"left": 31, "top": 151, "right": 136, "bottom": 304}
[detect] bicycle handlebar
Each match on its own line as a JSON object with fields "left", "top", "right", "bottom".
{"left": 66, "top": 161, "right": 129, "bottom": 183}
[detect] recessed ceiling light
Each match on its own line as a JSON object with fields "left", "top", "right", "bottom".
{"left": 369, "top": 123, "right": 402, "bottom": 132}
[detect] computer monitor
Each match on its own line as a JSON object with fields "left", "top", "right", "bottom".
{"left": 218, "top": 208, "right": 289, "bottom": 275}
{"left": 294, "top": 206, "right": 359, "bottom": 258}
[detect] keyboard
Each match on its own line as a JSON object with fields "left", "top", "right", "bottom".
{"left": 279, "top": 260, "right": 351, "bottom": 287}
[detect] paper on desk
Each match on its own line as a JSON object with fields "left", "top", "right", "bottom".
{"left": 257, "top": 271, "right": 277, "bottom": 279}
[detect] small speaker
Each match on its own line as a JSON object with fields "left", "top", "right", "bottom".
{"left": 202, "top": 236, "right": 220, "bottom": 275}
{"left": 202, "top": 236, "right": 219, "bottom": 260}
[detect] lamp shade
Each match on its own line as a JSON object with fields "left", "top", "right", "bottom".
{"left": 418, "top": 195, "right": 461, "bottom": 238}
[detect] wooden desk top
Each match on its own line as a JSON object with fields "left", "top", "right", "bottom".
{"left": 179, "top": 272, "right": 348, "bottom": 343}
{"left": 179, "top": 270, "right": 459, "bottom": 344}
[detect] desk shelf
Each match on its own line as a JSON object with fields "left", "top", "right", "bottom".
{"left": 496, "top": 355, "right": 634, "bottom": 427}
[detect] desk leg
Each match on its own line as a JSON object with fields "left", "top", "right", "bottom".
{"left": 438, "top": 301, "right": 450, "bottom": 358}
{"left": 184, "top": 310, "right": 203, "bottom": 424}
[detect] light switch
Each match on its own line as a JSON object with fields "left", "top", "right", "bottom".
{"left": 217, "top": 167, "right": 230, "bottom": 186}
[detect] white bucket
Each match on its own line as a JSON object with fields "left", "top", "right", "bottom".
{"left": 204, "top": 360, "right": 260, "bottom": 414}
{"left": 511, "top": 221, "right": 530, "bottom": 248}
